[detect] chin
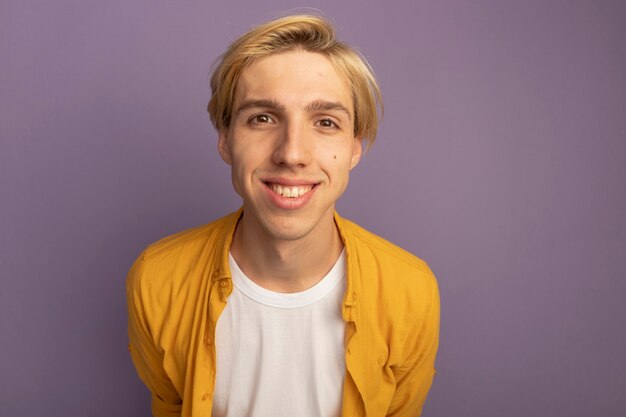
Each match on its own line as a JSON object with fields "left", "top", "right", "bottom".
{"left": 262, "top": 218, "right": 315, "bottom": 242}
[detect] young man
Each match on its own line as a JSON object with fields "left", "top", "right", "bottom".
{"left": 127, "top": 14, "right": 439, "bottom": 417}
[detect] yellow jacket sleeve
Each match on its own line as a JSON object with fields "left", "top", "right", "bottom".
{"left": 386, "top": 278, "right": 440, "bottom": 416}
{"left": 127, "top": 252, "right": 183, "bottom": 417}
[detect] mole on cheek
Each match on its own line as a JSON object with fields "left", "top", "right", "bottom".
{"left": 333, "top": 155, "right": 337, "bottom": 159}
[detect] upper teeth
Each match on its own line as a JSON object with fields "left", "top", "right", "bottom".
{"left": 269, "top": 184, "right": 312, "bottom": 198}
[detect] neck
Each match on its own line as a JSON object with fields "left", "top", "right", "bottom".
{"left": 230, "top": 210, "right": 344, "bottom": 293}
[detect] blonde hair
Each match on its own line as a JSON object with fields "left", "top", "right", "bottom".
{"left": 207, "top": 14, "right": 383, "bottom": 148}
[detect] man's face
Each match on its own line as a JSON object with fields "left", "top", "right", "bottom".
{"left": 218, "top": 50, "right": 362, "bottom": 242}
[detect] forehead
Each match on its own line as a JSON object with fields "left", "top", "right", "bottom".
{"left": 234, "top": 50, "right": 353, "bottom": 112}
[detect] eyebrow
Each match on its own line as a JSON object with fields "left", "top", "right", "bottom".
{"left": 235, "top": 99, "right": 286, "bottom": 116}
{"left": 234, "top": 98, "right": 352, "bottom": 121}
{"left": 305, "top": 99, "right": 352, "bottom": 122}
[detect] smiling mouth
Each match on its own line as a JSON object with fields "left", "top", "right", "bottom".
{"left": 265, "top": 182, "right": 316, "bottom": 198}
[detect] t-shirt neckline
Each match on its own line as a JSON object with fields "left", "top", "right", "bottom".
{"left": 228, "top": 249, "right": 346, "bottom": 309}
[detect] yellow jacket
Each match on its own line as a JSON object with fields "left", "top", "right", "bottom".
{"left": 127, "top": 209, "right": 440, "bottom": 416}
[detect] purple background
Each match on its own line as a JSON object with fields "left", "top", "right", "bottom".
{"left": 2, "top": 0, "right": 625, "bottom": 416}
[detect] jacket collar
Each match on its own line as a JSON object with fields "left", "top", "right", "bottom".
{"left": 334, "top": 212, "right": 360, "bottom": 309}
{"left": 210, "top": 208, "right": 242, "bottom": 283}
{"left": 209, "top": 208, "right": 360, "bottom": 310}
{"left": 208, "top": 208, "right": 366, "bottom": 410}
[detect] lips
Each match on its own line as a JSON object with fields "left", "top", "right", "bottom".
{"left": 266, "top": 183, "right": 314, "bottom": 198}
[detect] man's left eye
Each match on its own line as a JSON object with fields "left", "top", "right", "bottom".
{"left": 317, "top": 119, "right": 337, "bottom": 128}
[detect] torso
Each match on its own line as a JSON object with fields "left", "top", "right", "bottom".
{"left": 211, "top": 251, "right": 347, "bottom": 417}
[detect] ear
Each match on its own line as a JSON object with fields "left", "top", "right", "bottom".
{"left": 217, "top": 130, "right": 232, "bottom": 165}
{"left": 349, "top": 137, "right": 363, "bottom": 170}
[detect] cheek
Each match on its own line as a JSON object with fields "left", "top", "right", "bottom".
{"left": 229, "top": 149, "right": 260, "bottom": 193}
{"left": 333, "top": 147, "right": 357, "bottom": 168}
{"left": 230, "top": 167, "right": 244, "bottom": 196}
{"left": 324, "top": 152, "right": 354, "bottom": 185}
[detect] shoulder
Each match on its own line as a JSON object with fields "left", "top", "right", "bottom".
{"left": 338, "top": 215, "right": 440, "bottom": 365}
{"left": 127, "top": 211, "right": 238, "bottom": 294}
{"left": 144, "top": 211, "right": 235, "bottom": 262}
{"left": 338, "top": 215, "right": 439, "bottom": 325}
{"left": 337, "top": 215, "right": 436, "bottom": 286}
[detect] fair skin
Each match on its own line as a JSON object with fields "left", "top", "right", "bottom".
{"left": 218, "top": 49, "right": 362, "bottom": 293}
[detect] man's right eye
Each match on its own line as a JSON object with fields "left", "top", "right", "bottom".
{"left": 249, "top": 114, "right": 273, "bottom": 124}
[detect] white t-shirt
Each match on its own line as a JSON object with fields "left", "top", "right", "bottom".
{"left": 211, "top": 251, "right": 347, "bottom": 417}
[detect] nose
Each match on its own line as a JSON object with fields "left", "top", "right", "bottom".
{"left": 271, "top": 120, "right": 312, "bottom": 168}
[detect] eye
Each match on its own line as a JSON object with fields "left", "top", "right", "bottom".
{"left": 249, "top": 114, "right": 274, "bottom": 125}
{"left": 316, "top": 118, "right": 338, "bottom": 129}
